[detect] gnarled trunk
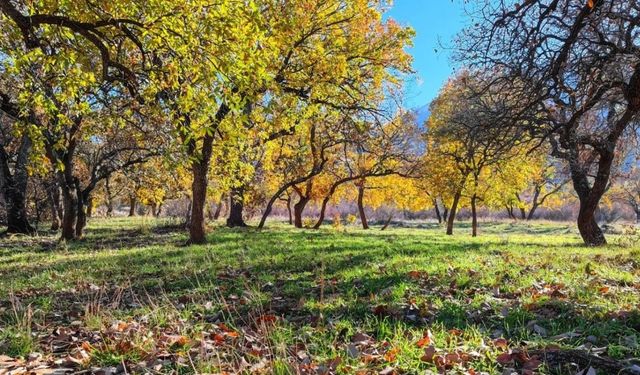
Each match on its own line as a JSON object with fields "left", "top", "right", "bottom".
{"left": 227, "top": 186, "right": 247, "bottom": 227}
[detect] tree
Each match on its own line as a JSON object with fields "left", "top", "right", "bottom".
{"left": 458, "top": 0, "right": 640, "bottom": 245}
{"left": 427, "top": 72, "right": 525, "bottom": 236}
{"left": 312, "top": 111, "right": 422, "bottom": 229}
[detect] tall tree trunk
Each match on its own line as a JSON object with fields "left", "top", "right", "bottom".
{"left": 128, "top": 195, "right": 137, "bottom": 217}
{"left": 471, "top": 194, "right": 478, "bottom": 237}
{"left": 357, "top": 183, "right": 369, "bottom": 230}
{"left": 446, "top": 188, "right": 463, "bottom": 235}
{"left": 443, "top": 206, "right": 449, "bottom": 223}
{"left": 293, "top": 195, "right": 310, "bottom": 228}
{"left": 227, "top": 186, "right": 247, "bottom": 227}
{"left": 189, "top": 161, "right": 209, "bottom": 243}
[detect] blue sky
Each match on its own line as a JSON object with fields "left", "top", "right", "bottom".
{"left": 386, "top": 0, "right": 468, "bottom": 109}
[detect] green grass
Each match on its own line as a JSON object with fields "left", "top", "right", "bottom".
{"left": 1, "top": 217, "right": 639, "bottom": 374}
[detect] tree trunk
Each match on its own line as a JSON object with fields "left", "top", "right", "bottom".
{"left": 4, "top": 186, "right": 34, "bottom": 234}
{"left": 75, "top": 189, "right": 88, "bottom": 238}
{"left": 570, "top": 154, "right": 612, "bottom": 246}
{"left": 59, "top": 176, "right": 79, "bottom": 241}
{"left": 314, "top": 195, "right": 331, "bottom": 229}
{"left": 526, "top": 203, "right": 539, "bottom": 221}
{"left": 636, "top": 209, "right": 640, "bottom": 224}
{"left": 0, "top": 136, "right": 35, "bottom": 234}
{"left": 446, "top": 188, "right": 462, "bottom": 235}
{"left": 47, "top": 182, "right": 62, "bottom": 231}
{"left": 433, "top": 199, "right": 442, "bottom": 224}
{"left": 286, "top": 195, "right": 293, "bottom": 225}
{"left": 104, "top": 177, "right": 114, "bottom": 217}
{"left": 86, "top": 196, "right": 93, "bottom": 218}
{"left": 442, "top": 206, "right": 449, "bottom": 223}
{"left": 189, "top": 161, "right": 208, "bottom": 243}
{"left": 357, "top": 184, "right": 369, "bottom": 230}
{"left": 293, "top": 195, "right": 310, "bottom": 228}
{"left": 227, "top": 186, "right": 247, "bottom": 227}
{"left": 213, "top": 197, "right": 223, "bottom": 220}
{"left": 519, "top": 207, "right": 526, "bottom": 220}
{"left": 381, "top": 215, "right": 393, "bottom": 231}
{"left": 128, "top": 195, "right": 137, "bottom": 217}
{"left": 471, "top": 194, "right": 478, "bottom": 237}
{"left": 506, "top": 206, "right": 515, "bottom": 220}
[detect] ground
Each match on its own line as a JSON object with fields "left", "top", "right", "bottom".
{"left": 1, "top": 218, "right": 640, "bottom": 375}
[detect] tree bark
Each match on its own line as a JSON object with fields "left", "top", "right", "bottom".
{"left": 446, "top": 188, "right": 463, "bottom": 235}
{"left": 128, "top": 195, "right": 137, "bottom": 217}
{"left": 0, "top": 136, "right": 35, "bottom": 234}
{"left": 47, "top": 181, "right": 62, "bottom": 231}
{"left": 357, "top": 183, "right": 369, "bottom": 230}
{"left": 227, "top": 186, "right": 247, "bottom": 227}
{"left": 286, "top": 194, "right": 293, "bottom": 225}
{"left": 433, "top": 199, "right": 442, "bottom": 224}
{"left": 86, "top": 196, "right": 93, "bottom": 218}
{"left": 75, "top": 188, "right": 88, "bottom": 238}
{"left": 213, "top": 196, "right": 223, "bottom": 220}
{"left": 59, "top": 175, "right": 79, "bottom": 241}
{"left": 471, "top": 194, "right": 478, "bottom": 237}
{"left": 189, "top": 160, "right": 208, "bottom": 243}
{"left": 293, "top": 195, "right": 310, "bottom": 228}
{"left": 381, "top": 215, "right": 393, "bottom": 231}
{"left": 569, "top": 153, "right": 612, "bottom": 246}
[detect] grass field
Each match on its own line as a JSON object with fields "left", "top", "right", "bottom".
{"left": 1, "top": 218, "right": 640, "bottom": 374}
